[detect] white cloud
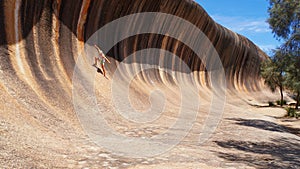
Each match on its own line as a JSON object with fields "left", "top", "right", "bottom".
{"left": 208, "top": 15, "right": 281, "bottom": 54}
{"left": 211, "top": 15, "right": 270, "bottom": 34}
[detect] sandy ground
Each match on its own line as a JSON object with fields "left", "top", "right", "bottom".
{"left": 1, "top": 71, "right": 299, "bottom": 169}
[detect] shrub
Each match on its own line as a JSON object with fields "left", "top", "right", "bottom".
{"left": 276, "top": 100, "right": 287, "bottom": 105}
{"left": 268, "top": 101, "right": 275, "bottom": 107}
{"left": 285, "top": 107, "right": 299, "bottom": 118}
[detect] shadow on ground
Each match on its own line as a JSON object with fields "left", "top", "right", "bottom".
{"left": 214, "top": 137, "right": 300, "bottom": 169}
{"left": 227, "top": 118, "right": 300, "bottom": 136}
{"left": 214, "top": 118, "right": 300, "bottom": 168}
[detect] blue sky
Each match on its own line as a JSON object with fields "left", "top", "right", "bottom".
{"left": 196, "top": 0, "right": 281, "bottom": 54}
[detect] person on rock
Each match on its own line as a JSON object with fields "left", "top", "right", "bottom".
{"left": 93, "top": 44, "right": 111, "bottom": 78}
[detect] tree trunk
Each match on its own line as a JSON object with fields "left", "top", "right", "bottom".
{"left": 280, "top": 85, "right": 283, "bottom": 107}
{"left": 296, "top": 91, "right": 299, "bottom": 110}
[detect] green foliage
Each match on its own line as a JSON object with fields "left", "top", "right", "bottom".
{"left": 285, "top": 107, "right": 299, "bottom": 118}
{"left": 261, "top": 60, "right": 278, "bottom": 92}
{"left": 282, "top": 32, "right": 300, "bottom": 109}
{"left": 268, "top": 101, "right": 275, "bottom": 107}
{"left": 267, "top": 0, "right": 300, "bottom": 40}
{"left": 282, "top": 32, "right": 300, "bottom": 55}
{"left": 260, "top": 49, "right": 286, "bottom": 106}
{"left": 266, "top": 0, "right": 300, "bottom": 108}
{"left": 260, "top": 50, "right": 286, "bottom": 92}
{"left": 276, "top": 100, "right": 286, "bottom": 105}
{"left": 285, "top": 57, "right": 300, "bottom": 92}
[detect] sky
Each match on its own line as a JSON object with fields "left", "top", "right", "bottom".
{"left": 196, "top": 0, "right": 281, "bottom": 54}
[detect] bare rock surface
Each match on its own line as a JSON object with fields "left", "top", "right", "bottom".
{"left": 0, "top": 0, "right": 299, "bottom": 168}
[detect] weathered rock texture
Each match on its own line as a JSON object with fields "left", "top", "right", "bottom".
{"left": 0, "top": 0, "right": 267, "bottom": 92}
{"left": 2, "top": 0, "right": 293, "bottom": 168}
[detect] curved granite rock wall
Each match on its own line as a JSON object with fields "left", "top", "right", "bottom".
{"left": 0, "top": 0, "right": 267, "bottom": 94}
{"left": 0, "top": 0, "right": 272, "bottom": 166}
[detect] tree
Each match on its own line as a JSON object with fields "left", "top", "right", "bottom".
{"left": 285, "top": 57, "right": 300, "bottom": 109}
{"left": 267, "top": 0, "right": 300, "bottom": 40}
{"left": 266, "top": 0, "right": 300, "bottom": 108}
{"left": 261, "top": 49, "right": 287, "bottom": 106}
{"left": 282, "top": 32, "right": 300, "bottom": 109}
